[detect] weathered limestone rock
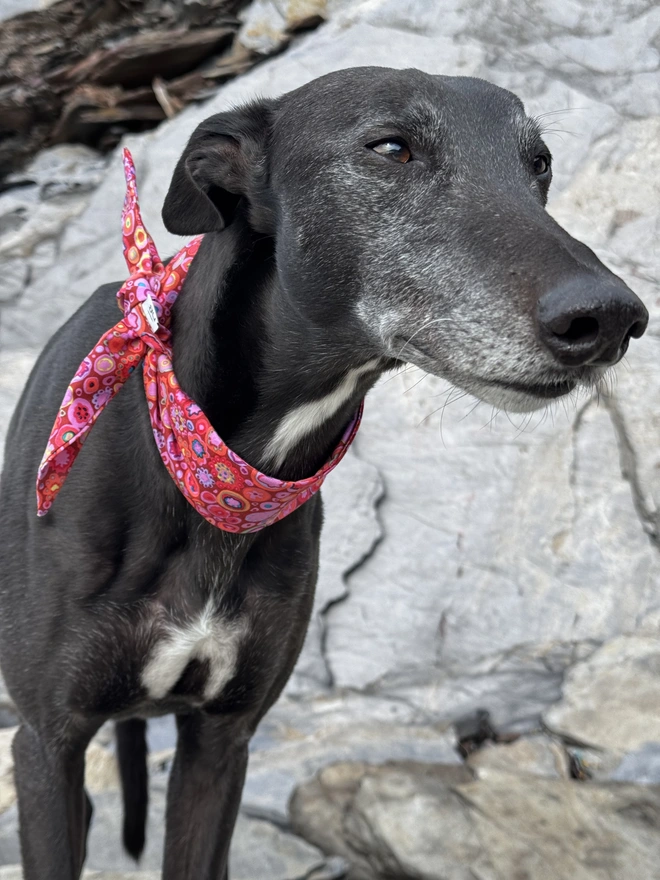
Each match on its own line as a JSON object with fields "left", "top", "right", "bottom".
{"left": 0, "top": 146, "right": 108, "bottom": 262}
{"left": 291, "top": 761, "right": 660, "bottom": 880}
{"left": 245, "top": 693, "right": 460, "bottom": 823}
{"left": 544, "top": 633, "right": 660, "bottom": 752}
{"left": 238, "top": 0, "right": 332, "bottom": 55}
{"left": 567, "top": 742, "right": 660, "bottom": 785}
{"left": 0, "top": 1, "right": 38, "bottom": 22}
{"left": 85, "top": 742, "right": 120, "bottom": 794}
{"left": 467, "top": 734, "right": 570, "bottom": 780}
{"left": 287, "top": 448, "right": 384, "bottom": 694}
{"left": 0, "top": 350, "right": 38, "bottom": 454}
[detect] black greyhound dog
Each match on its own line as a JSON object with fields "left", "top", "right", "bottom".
{"left": 0, "top": 67, "right": 648, "bottom": 878}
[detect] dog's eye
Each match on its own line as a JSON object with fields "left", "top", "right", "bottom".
{"left": 533, "top": 153, "right": 551, "bottom": 176}
{"left": 369, "top": 139, "right": 412, "bottom": 163}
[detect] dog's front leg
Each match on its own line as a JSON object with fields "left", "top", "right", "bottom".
{"left": 162, "top": 712, "right": 249, "bottom": 879}
{"left": 13, "top": 723, "right": 94, "bottom": 879}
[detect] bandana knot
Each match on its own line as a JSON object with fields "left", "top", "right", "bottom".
{"left": 36, "top": 149, "right": 362, "bottom": 533}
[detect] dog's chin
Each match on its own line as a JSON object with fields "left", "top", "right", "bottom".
{"left": 467, "top": 377, "right": 578, "bottom": 413}
{"left": 393, "top": 340, "right": 604, "bottom": 414}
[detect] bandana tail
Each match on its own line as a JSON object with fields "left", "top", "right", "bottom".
{"left": 121, "top": 148, "right": 164, "bottom": 276}
{"left": 36, "top": 328, "right": 145, "bottom": 516}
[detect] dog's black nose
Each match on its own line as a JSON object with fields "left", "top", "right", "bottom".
{"left": 537, "top": 277, "right": 648, "bottom": 367}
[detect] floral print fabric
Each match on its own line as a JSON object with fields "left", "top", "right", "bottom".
{"left": 36, "top": 149, "right": 363, "bottom": 533}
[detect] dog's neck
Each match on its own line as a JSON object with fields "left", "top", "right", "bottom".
{"left": 170, "top": 225, "right": 386, "bottom": 481}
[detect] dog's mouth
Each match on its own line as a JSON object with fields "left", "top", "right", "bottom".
{"left": 482, "top": 377, "right": 577, "bottom": 400}
{"left": 392, "top": 336, "right": 607, "bottom": 413}
{"left": 463, "top": 374, "right": 583, "bottom": 413}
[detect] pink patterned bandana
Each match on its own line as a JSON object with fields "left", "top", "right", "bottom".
{"left": 36, "top": 149, "right": 363, "bottom": 533}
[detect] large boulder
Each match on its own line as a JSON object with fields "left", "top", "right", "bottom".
{"left": 290, "top": 760, "right": 660, "bottom": 880}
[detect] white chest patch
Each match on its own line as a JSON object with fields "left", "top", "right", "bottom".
{"left": 264, "top": 358, "right": 382, "bottom": 469}
{"left": 142, "top": 604, "right": 245, "bottom": 702}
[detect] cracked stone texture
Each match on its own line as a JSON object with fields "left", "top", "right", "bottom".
{"left": 291, "top": 761, "right": 660, "bottom": 880}
{"left": 243, "top": 693, "right": 460, "bottom": 823}
{"left": 1, "top": 0, "right": 660, "bottom": 871}
{"left": 466, "top": 734, "right": 571, "bottom": 780}
{"left": 544, "top": 630, "right": 660, "bottom": 752}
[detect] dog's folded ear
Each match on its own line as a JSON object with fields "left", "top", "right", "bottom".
{"left": 162, "top": 99, "right": 275, "bottom": 235}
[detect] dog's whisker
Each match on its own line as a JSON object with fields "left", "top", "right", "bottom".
{"left": 393, "top": 317, "right": 456, "bottom": 361}
{"left": 403, "top": 372, "right": 428, "bottom": 395}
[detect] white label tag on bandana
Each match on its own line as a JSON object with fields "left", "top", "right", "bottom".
{"left": 141, "top": 294, "right": 159, "bottom": 332}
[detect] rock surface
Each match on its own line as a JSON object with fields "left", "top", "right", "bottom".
{"left": 0, "top": 0, "right": 659, "bottom": 874}
{"left": 544, "top": 631, "right": 660, "bottom": 752}
{"left": 244, "top": 693, "right": 460, "bottom": 823}
{"left": 291, "top": 760, "right": 660, "bottom": 880}
{"left": 467, "top": 734, "right": 570, "bottom": 780}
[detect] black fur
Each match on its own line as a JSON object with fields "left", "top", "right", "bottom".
{"left": 116, "top": 719, "right": 148, "bottom": 859}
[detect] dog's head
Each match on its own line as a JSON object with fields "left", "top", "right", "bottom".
{"left": 163, "top": 67, "right": 648, "bottom": 412}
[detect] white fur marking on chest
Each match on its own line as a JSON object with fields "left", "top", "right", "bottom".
{"left": 142, "top": 604, "right": 244, "bottom": 701}
{"left": 265, "top": 358, "right": 381, "bottom": 469}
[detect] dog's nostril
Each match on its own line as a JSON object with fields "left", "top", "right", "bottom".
{"left": 629, "top": 319, "right": 646, "bottom": 340}
{"left": 553, "top": 315, "right": 599, "bottom": 345}
{"left": 538, "top": 277, "right": 647, "bottom": 367}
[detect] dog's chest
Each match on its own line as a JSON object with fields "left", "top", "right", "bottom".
{"left": 141, "top": 602, "right": 245, "bottom": 704}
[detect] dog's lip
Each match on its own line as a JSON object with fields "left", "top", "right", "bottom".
{"left": 483, "top": 377, "right": 577, "bottom": 399}
{"left": 393, "top": 338, "right": 581, "bottom": 400}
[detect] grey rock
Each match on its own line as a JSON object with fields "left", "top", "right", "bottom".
{"left": 568, "top": 742, "right": 660, "bottom": 785}
{"left": 291, "top": 761, "right": 480, "bottom": 880}
{"left": 564, "top": 745, "right": 625, "bottom": 782}
{"left": 327, "top": 384, "right": 660, "bottom": 712}
{"left": 304, "top": 857, "right": 350, "bottom": 880}
{"left": 230, "top": 816, "right": 327, "bottom": 880}
{"left": 0, "top": 351, "right": 38, "bottom": 456}
{"left": 467, "top": 734, "right": 570, "bottom": 779}
{"left": 6, "top": 145, "right": 107, "bottom": 200}
{"left": 286, "top": 447, "right": 384, "bottom": 695}
{"left": 0, "top": 0, "right": 39, "bottom": 21}
{"left": 0, "top": 190, "right": 92, "bottom": 263}
{"left": 238, "top": 0, "right": 334, "bottom": 55}
{"left": 0, "top": 149, "right": 108, "bottom": 314}
{"left": 0, "top": 260, "right": 27, "bottom": 304}
{"left": 0, "top": 674, "right": 15, "bottom": 730}
{"left": 244, "top": 693, "right": 460, "bottom": 823}
{"left": 375, "top": 641, "right": 584, "bottom": 733}
{"left": 291, "top": 760, "right": 660, "bottom": 880}
{"left": 238, "top": 0, "right": 290, "bottom": 54}
{"left": 544, "top": 633, "right": 660, "bottom": 752}
{"left": 609, "top": 743, "right": 660, "bottom": 785}
{"left": 26, "top": 238, "right": 58, "bottom": 279}
{"left": 0, "top": 187, "right": 38, "bottom": 239}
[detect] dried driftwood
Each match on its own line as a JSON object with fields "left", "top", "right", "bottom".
{"left": 0, "top": 0, "right": 258, "bottom": 179}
